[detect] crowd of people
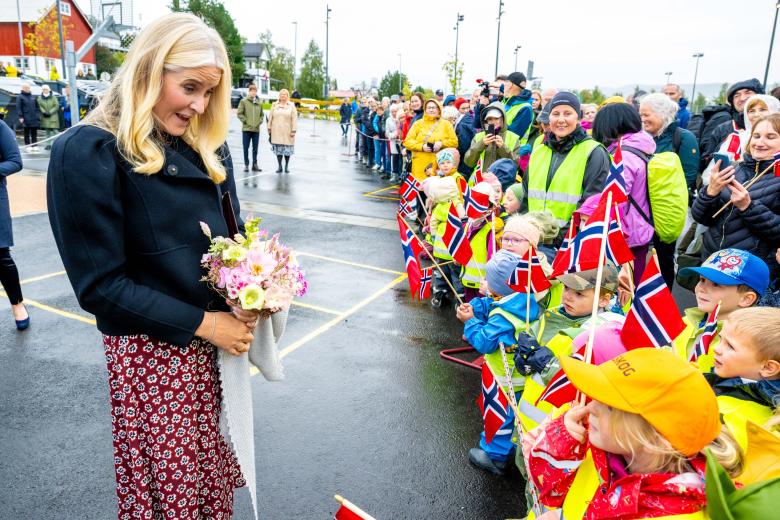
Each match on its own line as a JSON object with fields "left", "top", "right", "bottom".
{"left": 349, "top": 72, "right": 780, "bottom": 518}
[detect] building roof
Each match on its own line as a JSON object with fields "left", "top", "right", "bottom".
{"left": 243, "top": 43, "right": 270, "bottom": 59}
{"left": 0, "top": 0, "right": 92, "bottom": 28}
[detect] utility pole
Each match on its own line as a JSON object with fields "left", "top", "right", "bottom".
{"left": 665, "top": 71, "right": 672, "bottom": 85}
{"left": 324, "top": 5, "right": 332, "bottom": 99}
{"left": 494, "top": 0, "right": 504, "bottom": 78}
{"left": 514, "top": 45, "right": 521, "bottom": 71}
{"left": 398, "top": 53, "right": 402, "bottom": 92}
{"left": 292, "top": 21, "right": 298, "bottom": 90}
{"left": 15, "top": 0, "right": 24, "bottom": 66}
{"left": 56, "top": 0, "right": 67, "bottom": 79}
{"left": 764, "top": 1, "right": 780, "bottom": 88}
{"left": 691, "top": 53, "right": 704, "bottom": 113}
{"left": 453, "top": 13, "right": 464, "bottom": 95}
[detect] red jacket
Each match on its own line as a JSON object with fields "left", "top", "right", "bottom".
{"left": 527, "top": 415, "right": 708, "bottom": 519}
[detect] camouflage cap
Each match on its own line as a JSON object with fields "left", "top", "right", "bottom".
{"left": 556, "top": 261, "right": 619, "bottom": 292}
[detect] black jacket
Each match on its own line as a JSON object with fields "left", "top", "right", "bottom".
{"left": 691, "top": 155, "right": 780, "bottom": 278}
{"left": 339, "top": 102, "right": 351, "bottom": 123}
{"left": 16, "top": 91, "right": 40, "bottom": 127}
{"left": 47, "top": 125, "right": 244, "bottom": 347}
{"left": 362, "top": 108, "right": 376, "bottom": 136}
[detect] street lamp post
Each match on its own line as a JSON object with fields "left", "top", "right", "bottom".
{"left": 494, "top": 0, "right": 504, "bottom": 78}
{"left": 324, "top": 5, "right": 332, "bottom": 99}
{"left": 665, "top": 71, "right": 672, "bottom": 85}
{"left": 691, "top": 53, "right": 704, "bottom": 113}
{"left": 453, "top": 13, "right": 464, "bottom": 95}
{"left": 292, "top": 22, "right": 298, "bottom": 90}
{"left": 514, "top": 45, "right": 521, "bottom": 71}
{"left": 15, "top": 0, "right": 24, "bottom": 67}
{"left": 764, "top": 1, "right": 780, "bottom": 88}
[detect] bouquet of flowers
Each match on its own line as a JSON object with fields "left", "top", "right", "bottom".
{"left": 199, "top": 217, "right": 308, "bottom": 317}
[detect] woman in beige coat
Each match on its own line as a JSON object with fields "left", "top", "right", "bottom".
{"left": 268, "top": 88, "right": 298, "bottom": 173}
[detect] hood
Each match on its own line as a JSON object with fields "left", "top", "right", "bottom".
{"left": 620, "top": 130, "right": 656, "bottom": 155}
{"left": 678, "top": 98, "right": 689, "bottom": 108}
{"left": 505, "top": 89, "right": 533, "bottom": 107}
{"left": 744, "top": 94, "right": 780, "bottom": 134}
{"left": 443, "top": 94, "right": 456, "bottom": 107}
{"left": 479, "top": 101, "right": 508, "bottom": 128}
{"left": 493, "top": 291, "right": 540, "bottom": 322}
{"left": 727, "top": 78, "right": 765, "bottom": 107}
{"left": 486, "top": 158, "right": 518, "bottom": 191}
{"left": 422, "top": 98, "right": 443, "bottom": 122}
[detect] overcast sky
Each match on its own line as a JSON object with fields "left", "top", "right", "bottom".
{"left": 123, "top": 0, "right": 780, "bottom": 93}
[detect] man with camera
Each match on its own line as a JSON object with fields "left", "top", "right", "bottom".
{"left": 464, "top": 102, "right": 522, "bottom": 177}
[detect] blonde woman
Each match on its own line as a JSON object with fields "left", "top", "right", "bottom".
{"left": 268, "top": 88, "right": 298, "bottom": 173}
{"left": 46, "top": 13, "right": 254, "bottom": 518}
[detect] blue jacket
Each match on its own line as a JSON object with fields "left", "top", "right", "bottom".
{"left": 464, "top": 292, "right": 539, "bottom": 354}
{"left": 0, "top": 119, "right": 23, "bottom": 247}
{"left": 653, "top": 122, "right": 699, "bottom": 189}
{"left": 504, "top": 89, "right": 534, "bottom": 139}
{"left": 455, "top": 114, "right": 476, "bottom": 175}
{"left": 677, "top": 98, "right": 691, "bottom": 129}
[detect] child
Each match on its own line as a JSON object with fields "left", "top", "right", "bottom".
{"left": 675, "top": 248, "right": 770, "bottom": 372}
{"left": 423, "top": 175, "right": 465, "bottom": 308}
{"left": 705, "top": 307, "right": 780, "bottom": 452}
{"left": 372, "top": 105, "right": 386, "bottom": 172}
{"left": 456, "top": 249, "right": 540, "bottom": 475}
{"left": 461, "top": 182, "right": 503, "bottom": 302}
{"left": 524, "top": 348, "right": 742, "bottom": 519}
{"left": 433, "top": 148, "right": 464, "bottom": 186}
{"left": 503, "top": 183, "right": 525, "bottom": 216}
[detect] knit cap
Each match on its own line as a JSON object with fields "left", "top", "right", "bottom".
{"left": 423, "top": 176, "right": 459, "bottom": 204}
{"left": 436, "top": 147, "right": 460, "bottom": 167}
{"left": 550, "top": 91, "right": 582, "bottom": 117}
{"left": 503, "top": 214, "right": 541, "bottom": 248}
{"left": 486, "top": 249, "right": 522, "bottom": 297}
{"left": 506, "top": 183, "right": 525, "bottom": 204}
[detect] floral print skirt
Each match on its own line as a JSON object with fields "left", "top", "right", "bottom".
{"left": 270, "top": 144, "right": 294, "bottom": 156}
{"left": 103, "top": 334, "right": 245, "bottom": 519}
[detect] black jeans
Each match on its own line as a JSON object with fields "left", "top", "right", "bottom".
{"left": 340, "top": 123, "right": 350, "bottom": 136}
{"left": 23, "top": 127, "right": 38, "bottom": 145}
{"left": 653, "top": 235, "right": 677, "bottom": 290}
{"left": 0, "top": 248, "right": 23, "bottom": 304}
{"left": 242, "top": 131, "right": 259, "bottom": 166}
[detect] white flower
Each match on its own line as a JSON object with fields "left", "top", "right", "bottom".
{"left": 238, "top": 284, "right": 266, "bottom": 310}
{"left": 222, "top": 245, "right": 247, "bottom": 263}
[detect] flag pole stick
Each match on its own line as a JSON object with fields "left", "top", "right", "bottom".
{"left": 712, "top": 160, "right": 776, "bottom": 218}
{"left": 404, "top": 220, "right": 465, "bottom": 306}
{"left": 579, "top": 191, "right": 612, "bottom": 406}
{"left": 334, "top": 495, "right": 377, "bottom": 520}
{"left": 465, "top": 219, "right": 486, "bottom": 281}
{"left": 525, "top": 247, "right": 533, "bottom": 330}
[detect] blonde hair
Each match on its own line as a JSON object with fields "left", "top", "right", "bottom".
{"left": 727, "top": 307, "right": 780, "bottom": 362}
{"left": 84, "top": 13, "right": 232, "bottom": 183}
{"left": 608, "top": 409, "right": 743, "bottom": 477}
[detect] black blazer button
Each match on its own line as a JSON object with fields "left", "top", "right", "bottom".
{"left": 167, "top": 164, "right": 178, "bottom": 176}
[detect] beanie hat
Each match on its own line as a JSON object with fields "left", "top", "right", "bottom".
{"left": 454, "top": 97, "right": 468, "bottom": 110}
{"left": 486, "top": 249, "right": 522, "bottom": 297}
{"left": 487, "top": 158, "right": 518, "bottom": 191}
{"left": 436, "top": 148, "right": 459, "bottom": 166}
{"left": 503, "top": 214, "right": 541, "bottom": 248}
{"left": 479, "top": 173, "right": 502, "bottom": 202}
{"left": 443, "top": 94, "right": 456, "bottom": 107}
{"left": 506, "top": 183, "right": 525, "bottom": 205}
{"left": 423, "top": 176, "right": 459, "bottom": 203}
{"left": 549, "top": 91, "right": 582, "bottom": 117}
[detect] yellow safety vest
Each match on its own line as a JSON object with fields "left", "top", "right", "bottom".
{"left": 717, "top": 395, "right": 772, "bottom": 452}
{"left": 504, "top": 100, "right": 534, "bottom": 146}
{"left": 471, "top": 130, "right": 521, "bottom": 179}
{"left": 431, "top": 202, "right": 453, "bottom": 260}
{"left": 527, "top": 138, "right": 602, "bottom": 227}
{"left": 461, "top": 222, "right": 496, "bottom": 289}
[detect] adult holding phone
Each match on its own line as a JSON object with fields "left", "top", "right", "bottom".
{"left": 464, "top": 101, "right": 521, "bottom": 182}
{"left": 402, "top": 99, "right": 457, "bottom": 182}
{"left": 46, "top": 13, "right": 253, "bottom": 518}
{"left": 691, "top": 113, "right": 780, "bottom": 280}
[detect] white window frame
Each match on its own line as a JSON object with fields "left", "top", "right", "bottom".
{"left": 60, "top": 2, "right": 72, "bottom": 16}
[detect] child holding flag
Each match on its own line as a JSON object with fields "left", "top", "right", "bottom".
{"left": 674, "top": 248, "right": 770, "bottom": 371}
{"left": 423, "top": 176, "right": 465, "bottom": 308}
{"left": 461, "top": 182, "right": 503, "bottom": 302}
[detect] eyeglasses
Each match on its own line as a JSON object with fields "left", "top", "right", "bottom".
{"left": 501, "top": 236, "right": 528, "bottom": 245}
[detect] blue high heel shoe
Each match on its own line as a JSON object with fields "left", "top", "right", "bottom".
{"left": 15, "top": 304, "right": 29, "bottom": 331}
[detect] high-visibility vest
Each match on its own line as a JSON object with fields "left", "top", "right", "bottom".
{"left": 461, "top": 224, "right": 491, "bottom": 289}
{"left": 482, "top": 302, "right": 532, "bottom": 395}
{"left": 527, "top": 138, "right": 602, "bottom": 227}
{"left": 471, "top": 130, "right": 521, "bottom": 178}
{"left": 432, "top": 202, "right": 453, "bottom": 260}
{"left": 504, "top": 100, "right": 534, "bottom": 146}
{"left": 717, "top": 395, "right": 773, "bottom": 452}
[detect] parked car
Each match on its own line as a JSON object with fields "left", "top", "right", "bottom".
{"left": 231, "top": 88, "right": 246, "bottom": 108}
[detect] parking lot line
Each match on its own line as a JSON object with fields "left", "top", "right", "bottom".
{"left": 295, "top": 251, "right": 404, "bottom": 276}
{"left": 0, "top": 289, "right": 96, "bottom": 325}
{"left": 363, "top": 185, "right": 399, "bottom": 196}
{"left": 20, "top": 271, "right": 67, "bottom": 285}
{"left": 290, "top": 300, "right": 342, "bottom": 315}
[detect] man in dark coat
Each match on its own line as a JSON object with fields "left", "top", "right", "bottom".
{"left": 339, "top": 98, "right": 351, "bottom": 137}
{"left": 16, "top": 83, "right": 40, "bottom": 147}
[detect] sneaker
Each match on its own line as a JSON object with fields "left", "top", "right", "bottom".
{"left": 468, "top": 448, "right": 508, "bottom": 476}
{"left": 430, "top": 292, "right": 445, "bottom": 309}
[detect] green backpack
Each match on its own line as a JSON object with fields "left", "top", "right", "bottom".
{"left": 623, "top": 138, "right": 688, "bottom": 244}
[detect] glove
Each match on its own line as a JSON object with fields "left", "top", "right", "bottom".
{"left": 513, "top": 332, "right": 552, "bottom": 375}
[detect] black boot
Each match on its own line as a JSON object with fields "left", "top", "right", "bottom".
{"left": 284, "top": 157, "right": 290, "bottom": 173}
{"left": 275, "top": 155, "right": 283, "bottom": 173}
{"left": 252, "top": 163, "right": 261, "bottom": 172}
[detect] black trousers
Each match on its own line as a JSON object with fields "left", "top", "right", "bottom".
{"left": 242, "top": 131, "right": 259, "bottom": 166}
{"left": 0, "top": 247, "right": 23, "bottom": 304}
{"left": 653, "top": 235, "right": 677, "bottom": 290}
{"left": 23, "top": 127, "right": 38, "bottom": 145}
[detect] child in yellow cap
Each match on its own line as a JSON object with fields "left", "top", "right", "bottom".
{"left": 523, "top": 348, "right": 741, "bottom": 520}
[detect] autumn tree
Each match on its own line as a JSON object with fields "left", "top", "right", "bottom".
{"left": 442, "top": 58, "right": 464, "bottom": 96}
{"left": 24, "top": 8, "right": 73, "bottom": 62}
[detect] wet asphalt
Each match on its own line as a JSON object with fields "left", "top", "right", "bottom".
{"left": 0, "top": 117, "right": 536, "bottom": 519}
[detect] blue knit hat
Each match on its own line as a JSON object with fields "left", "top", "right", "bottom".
{"left": 486, "top": 249, "right": 521, "bottom": 297}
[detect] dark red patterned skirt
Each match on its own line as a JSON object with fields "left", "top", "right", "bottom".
{"left": 103, "top": 335, "right": 245, "bottom": 519}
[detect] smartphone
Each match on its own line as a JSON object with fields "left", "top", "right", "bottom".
{"left": 427, "top": 141, "right": 435, "bottom": 151}
{"left": 713, "top": 153, "right": 731, "bottom": 168}
{"left": 486, "top": 123, "right": 495, "bottom": 135}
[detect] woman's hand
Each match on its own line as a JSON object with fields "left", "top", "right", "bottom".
{"left": 706, "top": 162, "right": 735, "bottom": 197}
{"left": 196, "top": 311, "right": 255, "bottom": 356}
{"left": 728, "top": 179, "right": 751, "bottom": 211}
{"left": 433, "top": 141, "right": 442, "bottom": 152}
{"left": 618, "top": 263, "right": 634, "bottom": 308}
{"left": 226, "top": 299, "right": 259, "bottom": 329}
{"left": 493, "top": 134, "right": 505, "bottom": 148}
{"left": 290, "top": 130, "right": 296, "bottom": 138}
{"left": 563, "top": 404, "right": 589, "bottom": 443}
{"left": 482, "top": 134, "right": 496, "bottom": 147}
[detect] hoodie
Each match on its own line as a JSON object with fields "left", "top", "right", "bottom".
{"left": 612, "top": 131, "right": 656, "bottom": 248}
{"left": 464, "top": 101, "right": 522, "bottom": 173}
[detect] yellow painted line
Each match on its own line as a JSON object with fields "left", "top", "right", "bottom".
{"left": 365, "top": 194, "right": 400, "bottom": 202}
{"left": 20, "top": 270, "right": 67, "bottom": 285}
{"left": 0, "top": 290, "right": 96, "bottom": 325}
{"left": 363, "top": 185, "right": 399, "bottom": 196}
{"left": 296, "top": 251, "right": 404, "bottom": 275}
{"left": 290, "top": 300, "right": 342, "bottom": 315}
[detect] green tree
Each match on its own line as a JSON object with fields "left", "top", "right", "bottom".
{"left": 94, "top": 44, "right": 123, "bottom": 76}
{"left": 257, "top": 30, "right": 295, "bottom": 90}
{"left": 298, "top": 39, "right": 325, "bottom": 98}
{"left": 442, "top": 58, "right": 464, "bottom": 96}
{"left": 691, "top": 92, "right": 707, "bottom": 114}
{"left": 714, "top": 82, "right": 729, "bottom": 105}
{"left": 170, "top": 0, "right": 244, "bottom": 84}
{"left": 378, "top": 70, "right": 408, "bottom": 99}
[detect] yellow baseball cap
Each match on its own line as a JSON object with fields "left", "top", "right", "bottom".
{"left": 560, "top": 348, "right": 720, "bottom": 456}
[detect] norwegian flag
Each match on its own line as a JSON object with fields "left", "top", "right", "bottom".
{"left": 774, "top": 151, "right": 780, "bottom": 177}
{"left": 442, "top": 202, "right": 473, "bottom": 265}
{"left": 397, "top": 214, "right": 423, "bottom": 294}
{"left": 463, "top": 183, "right": 491, "bottom": 219}
{"left": 620, "top": 254, "right": 686, "bottom": 349}
{"left": 690, "top": 302, "right": 721, "bottom": 362}
{"left": 725, "top": 121, "right": 742, "bottom": 162}
{"left": 606, "top": 217, "right": 633, "bottom": 267}
{"left": 603, "top": 140, "right": 628, "bottom": 204}
{"left": 398, "top": 197, "right": 416, "bottom": 218}
{"left": 508, "top": 247, "right": 551, "bottom": 293}
{"left": 334, "top": 504, "right": 363, "bottom": 520}
{"left": 399, "top": 176, "right": 421, "bottom": 202}
{"left": 550, "top": 214, "right": 579, "bottom": 277}
{"left": 472, "top": 158, "right": 485, "bottom": 185}
{"left": 477, "top": 363, "right": 510, "bottom": 444}
{"left": 417, "top": 268, "right": 433, "bottom": 300}
{"left": 455, "top": 175, "right": 468, "bottom": 195}
{"left": 536, "top": 350, "right": 585, "bottom": 408}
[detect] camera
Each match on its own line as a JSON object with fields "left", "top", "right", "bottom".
{"left": 476, "top": 79, "right": 504, "bottom": 101}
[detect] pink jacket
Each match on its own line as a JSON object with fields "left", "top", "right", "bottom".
{"left": 610, "top": 131, "right": 655, "bottom": 248}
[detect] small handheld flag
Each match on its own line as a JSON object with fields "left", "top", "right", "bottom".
{"left": 417, "top": 268, "right": 433, "bottom": 300}
{"left": 507, "top": 247, "right": 551, "bottom": 293}
{"left": 399, "top": 176, "right": 421, "bottom": 202}
{"left": 442, "top": 202, "right": 473, "bottom": 265}
{"left": 620, "top": 254, "right": 686, "bottom": 349}
{"left": 603, "top": 140, "right": 628, "bottom": 204}
{"left": 536, "top": 350, "right": 585, "bottom": 408}
{"left": 463, "top": 184, "right": 491, "bottom": 219}
{"left": 397, "top": 214, "right": 423, "bottom": 294}
{"left": 473, "top": 158, "right": 485, "bottom": 185}
{"left": 690, "top": 302, "right": 721, "bottom": 362}
{"left": 477, "top": 363, "right": 510, "bottom": 444}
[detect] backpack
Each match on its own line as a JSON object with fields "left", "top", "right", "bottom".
{"left": 623, "top": 138, "right": 688, "bottom": 244}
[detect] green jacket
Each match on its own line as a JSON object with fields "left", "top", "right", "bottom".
{"left": 37, "top": 94, "right": 60, "bottom": 129}
{"left": 237, "top": 97, "right": 264, "bottom": 132}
